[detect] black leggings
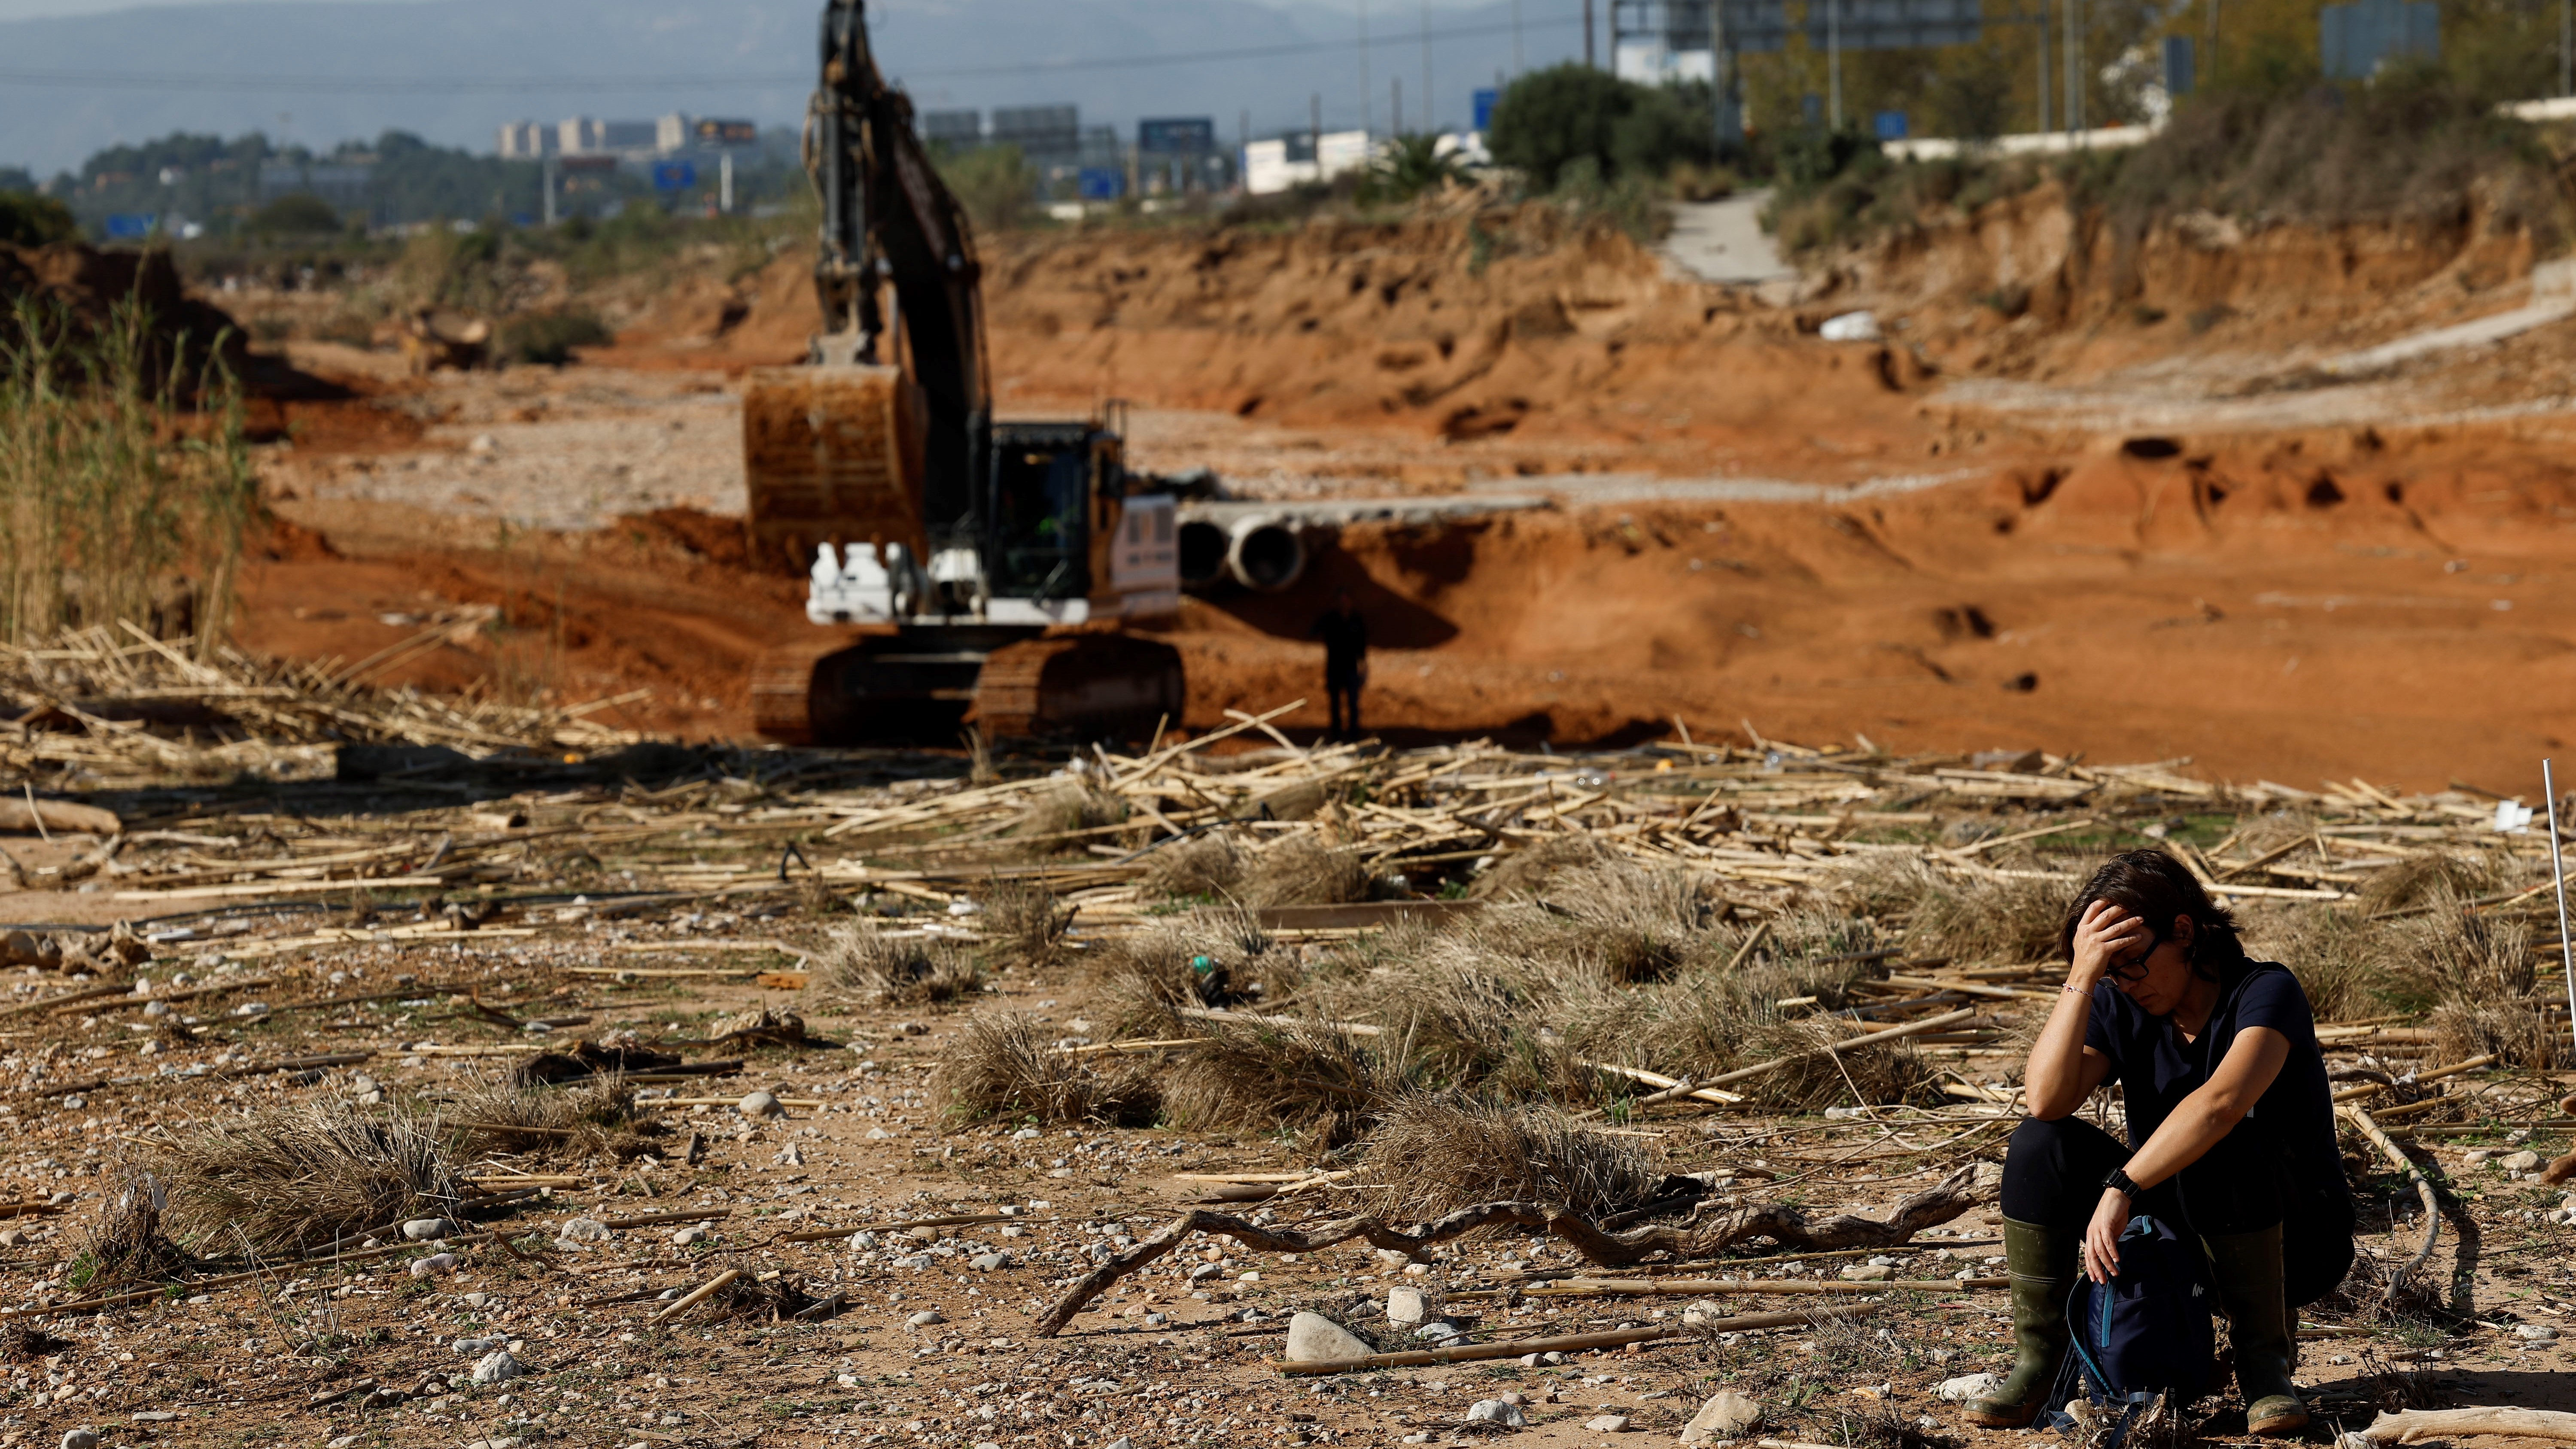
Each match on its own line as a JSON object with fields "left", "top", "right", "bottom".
{"left": 1999, "top": 1115, "right": 2282, "bottom": 1238}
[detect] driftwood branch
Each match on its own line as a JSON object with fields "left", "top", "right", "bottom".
{"left": 1032, "top": 1165, "right": 1982, "bottom": 1337}
{"left": 2341, "top": 1103, "right": 2439, "bottom": 1303}
{"left": 2361, "top": 1407, "right": 2576, "bottom": 1443}
{"left": 1700, "top": 1008, "right": 1980, "bottom": 1088}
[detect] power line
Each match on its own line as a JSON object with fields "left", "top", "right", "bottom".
{"left": 0, "top": 15, "right": 1584, "bottom": 96}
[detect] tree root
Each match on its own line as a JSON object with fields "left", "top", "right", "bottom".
{"left": 1032, "top": 1164, "right": 1983, "bottom": 1337}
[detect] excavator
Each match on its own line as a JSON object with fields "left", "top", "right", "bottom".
{"left": 742, "top": 0, "right": 1186, "bottom": 745}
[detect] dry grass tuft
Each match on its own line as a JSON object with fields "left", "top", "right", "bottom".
{"left": 445, "top": 1072, "right": 658, "bottom": 1159}
{"left": 1469, "top": 836, "right": 1627, "bottom": 899}
{"left": 1163, "top": 1018, "right": 1408, "bottom": 1145}
{"left": 1136, "top": 830, "right": 1247, "bottom": 901}
{"left": 2357, "top": 851, "right": 2514, "bottom": 916}
{"left": 938, "top": 1012, "right": 1160, "bottom": 1126}
{"left": 807, "top": 925, "right": 986, "bottom": 1009}
{"left": 1354, "top": 1095, "right": 1667, "bottom": 1221}
{"left": 146, "top": 1093, "right": 461, "bottom": 1255}
{"left": 978, "top": 878, "right": 1072, "bottom": 965}
{"left": 77, "top": 1170, "right": 195, "bottom": 1285}
{"left": 1241, "top": 835, "right": 1374, "bottom": 907}
{"left": 1895, "top": 866, "right": 2074, "bottom": 965}
{"left": 1013, "top": 778, "right": 1129, "bottom": 844}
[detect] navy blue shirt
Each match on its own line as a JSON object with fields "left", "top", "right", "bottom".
{"left": 2083, "top": 957, "right": 2352, "bottom": 1302}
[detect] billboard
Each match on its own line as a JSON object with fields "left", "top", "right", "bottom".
{"left": 2321, "top": 0, "right": 2437, "bottom": 78}
{"left": 651, "top": 161, "right": 699, "bottom": 191}
{"left": 1077, "top": 167, "right": 1124, "bottom": 200}
{"left": 1473, "top": 88, "right": 1499, "bottom": 131}
{"left": 991, "top": 105, "right": 1080, "bottom": 153}
{"left": 1137, "top": 117, "right": 1215, "bottom": 154}
{"left": 694, "top": 118, "right": 759, "bottom": 147}
{"left": 103, "top": 213, "right": 155, "bottom": 239}
{"left": 1805, "top": 0, "right": 1981, "bottom": 50}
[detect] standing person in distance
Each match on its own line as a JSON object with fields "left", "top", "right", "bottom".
{"left": 1964, "top": 850, "right": 2349, "bottom": 1437}
{"left": 1312, "top": 588, "right": 1368, "bottom": 742}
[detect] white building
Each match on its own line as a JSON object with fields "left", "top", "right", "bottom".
{"left": 496, "top": 120, "right": 555, "bottom": 159}
{"left": 1241, "top": 130, "right": 1372, "bottom": 195}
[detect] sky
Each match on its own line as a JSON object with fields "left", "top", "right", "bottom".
{"left": 0, "top": 0, "right": 1585, "bottom": 173}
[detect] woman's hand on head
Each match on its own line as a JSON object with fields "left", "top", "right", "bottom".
{"left": 2068, "top": 899, "right": 2149, "bottom": 989}
{"left": 2082, "top": 1188, "right": 2132, "bottom": 1285}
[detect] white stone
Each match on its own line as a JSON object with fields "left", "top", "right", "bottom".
{"left": 2516, "top": 1324, "right": 2560, "bottom": 1340}
{"left": 1284, "top": 1312, "right": 1375, "bottom": 1362}
{"left": 1682, "top": 1391, "right": 1763, "bottom": 1444}
{"left": 1819, "top": 310, "right": 1882, "bottom": 343}
{"left": 1937, "top": 1372, "right": 2002, "bottom": 1402}
{"left": 1465, "top": 1400, "right": 1526, "bottom": 1427}
{"left": 970, "top": 1252, "right": 1009, "bottom": 1271}
{"left": 61, "top": 1432, "right": 99, "bottom": 1449}
{"left": 673, "top": 1226, "right": 708, "bottom": 1245}
{"left": 1682, "top": 1300, "right": 1728, "bottom": 1328}
{"left": 455, "top": 1335, "right": 506, "bottom": 1355}
{"left": 906, "top": 1309, "right": 947, "bottom": 1327}
{"left": 409, "top": 1252, "right": 457, "bottom": 1277}
{"left": 1413, "top": 1321, "right": 1463, "bottom": 1342}
{"left": 1386, "top": 1283, "right": 1442, "bottom": 1326}
{"left": 557, "top": 1216, "right": 610, "bottom": 1242}
{"left": 848, "top": 1230, "right": 879, "bottom": 1250}
{"left": 738, "top": 1091, "right": 785, "bottom": 1118}
{"left": 470, "top": 1349, "right": 526, "bottom": 1385}
{"left": 2505, "top": 1150, "right": 2546, "bottom": 1172}
{"left": 463, "top": 1291, "right": 490, "bottom": 1308}
{"left": 1840, "top": 1263, "right": 1895, "bottom": 1282}
{"left": 1586, "top": 1415, "right": 1632, "bottom": 1432}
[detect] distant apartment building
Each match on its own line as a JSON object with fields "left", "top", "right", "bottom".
{"left": 1242, "top": 131, "right": 1370, "bottom": 195}
{"left": 497, "top": 120, "right": 554, "bottom": 159}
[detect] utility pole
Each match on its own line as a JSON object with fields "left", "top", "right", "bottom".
{"left": 2562, "top": 0, "right": 2571, "bottom": 97}
{"left": 2064, "top": 0, "right": 2081, "bottom": 133}
{"left": 1584, "top": 0, "right": 1597, "bottom": 67}
{"left": 718, "top": 150, "right": 733, "bottom": 214}
{"left": 1360, "top": 0, "right": 1373, "bottom": 139}
{"left": 1420, "top": 0, "right": 1434, "bottom": 135}
{"left": 1513, "top": 0, "right": 1525, "bottom": 74}
{"left": 2036, "top": 2, "right": 2050, "bottom": 135}
{"left": 1393, "top": 76, "right": 1404, "bottom": 134}
{"left": 1828, "top": 0, "right": 1842, "bottom": 130}
{"left": 541, "top": 153, "right": 557, "bottom": 226}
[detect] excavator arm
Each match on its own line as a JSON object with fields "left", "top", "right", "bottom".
{"left": 807, "top": 0, "right": 990, "bottom": 531}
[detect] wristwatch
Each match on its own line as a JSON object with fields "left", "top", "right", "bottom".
{"left": 2102, "top": 1167, "right": 2142, "bottom": 1200}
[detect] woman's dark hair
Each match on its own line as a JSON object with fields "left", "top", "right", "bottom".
{"left": 2058, "top": 849, "right": 2246, "bottom": 979}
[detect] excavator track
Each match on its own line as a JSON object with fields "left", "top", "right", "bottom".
{"left": 968, "top": 632, "right": 1186, "bottom": 741}
{"left": 753, "top": 627, "right": 1182, "bottom": 747}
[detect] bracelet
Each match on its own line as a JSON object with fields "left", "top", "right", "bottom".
{"left": 2103, "top": 1167, "right": 2141, "bottom": 1200}
{"left": 2062, "top": 982, "right": 2089, "bottom": 996}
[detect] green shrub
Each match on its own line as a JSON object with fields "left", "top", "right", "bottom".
{"left": 248, "top": 193, "right": 343, "bottom": 236}
{"left": 497, "top": 309, "right": 611, "bottom": 366}
{"left": 0, "top": 192, "right": 76, "bottom": 248}
{"left": 1489, "top": 65, "right": 1717, "bottom": 191}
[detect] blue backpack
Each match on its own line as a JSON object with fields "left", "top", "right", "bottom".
{"left": 2047, "top": 1215, "right": 2216, "bottom": 1431}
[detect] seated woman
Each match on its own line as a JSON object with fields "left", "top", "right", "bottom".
{"left": 1965, "top": 850, "right": 2351, "bottom": 1436}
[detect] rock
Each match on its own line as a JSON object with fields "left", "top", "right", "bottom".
{"left": 906, "top": 1310, "right": 947, "bottom": 1328}
{"left": 455, "top": 1335, "right": 506, "bottom": 1355}
{"left": 1840, "top": 1263, "right": 1896, "bottom": 1282}
{"left": 1586, "top": 1415, "right": 1632, "bottom": 1433}
{"left": 895, "top": 1021, "right": 929, "bottom": 1036}
{"left": 894, "top": 1252, "right": 933, "bottom": 1270}
{"left": 1386, "top": 1283, "right": 1442, "bottom": 1326}
{"left": 1682, "top": 1391, "right": 1763, "bottom": 1444}
{"left": 1681, "top": 1300, "right": 1727, "bottom": 1328}
{"left": 462, "top": 1291, "right": 490, "bottom": 1308}
{"left": 2506, "top": 1150, "right": 2546, "bottom": 1172}
{"left": 557, "top": 1216, "right": 610, "bottom": 1242}
{"left": 61, "top": 1432, "right": 99, "bottom": 1449}
{"left": 408, "top": 1253, "right": 457, "bottom": 1278}
{"left": 1284, "top": 1312, "right": 1375, "bottom": 1363}
{"left": 0, "top": 1228, "right": 24, "bottom": 1248}
{"left": 1465, "top": 1400, "right": 1527, "bottom": 1427}
{"left": 738, "top": 1090, "right": 785, "bottom": 1118}
{"left": 470, "top": 1349, "right": 526, "bottom": 1385}
{"left": 2465, "top": 1148, "right": 2497, "bottom": 1166}
{"left": 848, "top": 1230, "right": 879, "bottom": 1249}
{"left": 1413, "top": 1321, "right": 1463, "bottom": 1342}
{"left": 1104, "top": 1441, "right": 1135, "bottom": 1449}
{"left": 1819, "top": 310, "right": 1882, "bottom": 343}
{"left": 673, "top": 1226, "right": 708, "bottom": 1246}
{"left": 463, "top": 1440, "right": 523, "bottom": 1449}
{"left": 2516, "top": 1323, "right": 2560, "bottom": 1340}
{"left": 970, "top": 1252, "right": 1010, "bottom": 1271}
{"left": 1937, "top": 1372, "right": 2001, "bottom": 1402}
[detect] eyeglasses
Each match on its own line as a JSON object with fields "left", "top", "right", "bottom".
{"left": 2106, "top": 938, "right": 2162, "bottom": 984}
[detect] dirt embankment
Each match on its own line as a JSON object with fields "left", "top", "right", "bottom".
{"left": 1820, "top": 179, "right": 2554, "bottom": 382}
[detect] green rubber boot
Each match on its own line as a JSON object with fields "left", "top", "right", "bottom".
{"left": 2205, "top": 1225, "right": 2309, "bottom": 1436}
{"left": 1965, "top": 1217, "right": 2077, "bottom": 1428}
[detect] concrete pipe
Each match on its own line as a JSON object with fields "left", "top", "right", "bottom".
{"left": 1226, "top": 516, "right": 1306, "bottom": 592}
{"left": 1177, "top": 518, "right": 1232, "bottom": 590}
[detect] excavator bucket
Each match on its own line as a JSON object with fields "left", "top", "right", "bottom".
{"left": 740, "top": 363, "right": 927, "bottom": 576}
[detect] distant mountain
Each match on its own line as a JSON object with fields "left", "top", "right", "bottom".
{"left": 0, "top": 0, "right": 1585, "bottom": 174}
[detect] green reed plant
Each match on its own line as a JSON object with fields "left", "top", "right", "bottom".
{"left": 0, "top": 297, "right": 255, "bottom": 653}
